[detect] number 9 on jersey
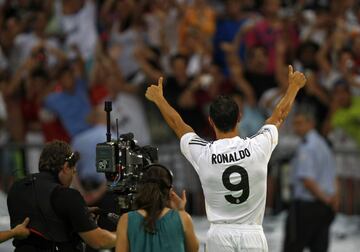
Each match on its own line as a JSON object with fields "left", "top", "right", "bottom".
{"left": 222, "top": 165, "right": 250, "bottom": 204}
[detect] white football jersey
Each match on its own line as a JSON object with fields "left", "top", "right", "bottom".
{"left": 180, "top": 124, "right": 278, "bottom": 224}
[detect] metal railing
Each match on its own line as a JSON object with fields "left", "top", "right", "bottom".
{"left": 1, "top": 142, "right": 360, "bottom": 215}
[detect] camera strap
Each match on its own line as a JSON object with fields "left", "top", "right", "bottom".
{"left": 30, "top": 174, "right": 60, "bottom": 252}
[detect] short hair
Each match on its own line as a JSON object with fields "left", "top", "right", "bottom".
{"left": 30, "top": 67, "right": 49, "bottom": 81}
{"left": 333, "top": 78, "right": 350, "bottom": 91}
{"left": 209, "top": 95, "right": 239, "bottom": 132}
{"left": 56, "top": 63, "right": 72, "bottom": 79}
{"left": 169, "top": 54, "right": 188, "bottom": 67}
{"left": 39, "top": 140, "right": 79, "bottom": 173}
{"left": 296, "top": 41, "right": 319, "bottom": 58}
{"left": 294, "top": 105, "right": 316, "bottom": 122}
{"left": 245, "top": 45, "right": 268, "bottom": 61}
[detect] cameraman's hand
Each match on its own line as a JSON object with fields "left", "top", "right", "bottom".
{"left": 12, "top": 217, "right": 30, "bottom": 239}
{"left": 145, "top": 77, "right": 164, "bottom": 103}
{"left": 88, "top": 207, "right": 100, "bottom": 223}
{"left": 169, "top": 190, "right": 187, "bottom": 211}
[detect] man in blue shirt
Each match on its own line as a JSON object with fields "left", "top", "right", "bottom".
{"left": 283, "top": 109, "right": 338, "bottom": 252}
{"left": 44, "top": 64, "right": 91, "bottom": 138}
{"left": 71, "top": 105, "right": 107, "bottom": 193}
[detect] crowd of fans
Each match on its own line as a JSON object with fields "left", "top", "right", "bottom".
{"left": 0, "top": 0, "right": 359, "bottom": 214}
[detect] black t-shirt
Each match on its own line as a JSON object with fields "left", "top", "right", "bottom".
{"left": 14, "top": 186, "right": 97, "bottom": 252}
{"left": 51, "top": 187, "right": 97, "bottom": 233}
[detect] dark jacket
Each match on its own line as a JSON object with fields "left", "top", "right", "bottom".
{"left": 7, "top": 172, "right": 78, "bottom": 251}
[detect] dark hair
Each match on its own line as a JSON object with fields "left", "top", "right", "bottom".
{"left": 56, "top": 63, "right": 73, "bottom": 79}
{"left": 294, "top": 105, "right": 316, "bottom": 122}
{"left": 209, "top": 95, "right": 239, "bottom": 133}
{"left": 135, "top": 165, "right": 172, "bottom": 234}
{"left": 30, "top": 67, "right": 49, "bottom": 81}
{"left": 245, "top": 45, "right": 268, "bottom": 60}
{"left": 39, "top": 140, "right": 80, "bottom": 173}
{"left": 337, "top": 48, "right": 354, "bottom": 60}
{"left": 169, "top": 54, "right": 188, "bottom": 67}
{"left": 297, "top": 41, "right": 319, "bottom": 57}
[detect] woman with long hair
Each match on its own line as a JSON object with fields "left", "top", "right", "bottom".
{"left": 116, "top": 164, "right": 199, "bottom": 252}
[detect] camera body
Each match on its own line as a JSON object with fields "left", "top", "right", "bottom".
{"left": 96, "top": 102, "right": 158, "bottom": 213}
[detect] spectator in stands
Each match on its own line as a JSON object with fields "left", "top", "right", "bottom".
{"left": 163, "top": 54, "right": 206, "bottom": 136}
{"left": 102, "top": 55, "right": 152, "bottom": 145}
{"left": 71, "top": 105, "right": 107, "bottom": 204}
{"left": 240, "top": 40, "right": 278, "bottom": 101}
{"left": 43, "top": 64, "right": 92, "bottom": 139}
{"left": 13, "top": 11, "right": 60, "bottom": 68}
{"left": 323, "top": 81, "right": 360, "bottom": 145}
{"left": 55, "top": 0, "right": 97, "bottom": 61}
{"left": 283, "top": 109, "right": 338, "bottom": 252}
{"left": 116, "top": 164, "right": 199, "bottom": 252}
{"left": 178, "top": 0, "right": 216, "bottom": 50}
{"left": 245, "top": 0, "right": 299, "bottom": 74}
{"left": 323, "top": 81, "right": 360, "bottom": 214}
{"left": 293, "top": 42, "right": 330, "bottom": 130}
{"left": 212, "top": 0, "right": 248, "bottom": 74}
{"left": 299, "top": 6, "right": 333, "bottom": 46}
{"left": 109, "top": 0, "right": 144, "bottom": 80}
{"left": 143, "top": 0, "right": 182, "bottom": 56}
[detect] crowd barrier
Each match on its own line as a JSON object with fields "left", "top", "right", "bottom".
{"left": 0, "top": 142, "right": 359, "bottom": 215}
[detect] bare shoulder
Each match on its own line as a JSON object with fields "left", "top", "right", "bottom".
{"left": 120, "top": 213, "right": 128, "bottom": 221}
{"left": 178, "top": 210, "right": 193, "bottom": 227}
{"left": 118, "top": 213, "right": 128, "bottom": 228}
{"left": 178, "top": 210, "right": 190, "bottom": 219}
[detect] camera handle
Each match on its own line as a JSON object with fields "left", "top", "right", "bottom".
{"left": 104, "top": 101, "right": 112, "bottom": 142}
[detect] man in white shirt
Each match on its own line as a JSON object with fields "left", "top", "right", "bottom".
{"left": 145, "top": 66, "right": 306, "bottom": 252}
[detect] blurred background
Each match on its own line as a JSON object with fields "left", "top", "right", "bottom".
{"left": 0, "top": 0, "right": 360, "bottom": 251}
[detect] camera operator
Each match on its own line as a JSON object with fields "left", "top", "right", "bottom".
{"left": 116, "top": 164, "right": 199, "bottom": 252}
{"left": 7, "top": 140, "right": 116, "bottom": 252}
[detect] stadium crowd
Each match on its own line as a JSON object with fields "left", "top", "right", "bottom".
{"left": 0, "top": 0, "right": 359, "bottom": 215}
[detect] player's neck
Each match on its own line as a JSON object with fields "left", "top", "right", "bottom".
{"left": 215, "top": 129, "right": 238, "bottom": 140}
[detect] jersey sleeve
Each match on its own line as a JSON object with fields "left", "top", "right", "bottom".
{"left": 250, "top": 124, "right": 278, "bottom": 158}
{"left": 180, "top": 132, "right": 207, "bottom": 173}
{"left": 51, "top": 187, "right": 97, "bottom": 233}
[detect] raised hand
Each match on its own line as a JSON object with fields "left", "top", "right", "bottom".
{"left": 145, "top": 77, "right": 164, "bottom": 103}
{"left": 169, "top": 190, "right": 187, "bottom": 211}
{"left": 288, "top": 65, "right": 307, "bottom": 89}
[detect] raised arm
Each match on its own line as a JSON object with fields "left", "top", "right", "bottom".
{"left": 265, "top": 65, "right": 306, "bottom": 128}
{"left": 145, "top": 77, "right": 194, "bottom": 138}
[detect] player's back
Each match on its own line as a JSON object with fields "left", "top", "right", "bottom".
{"left": 180, "top": 125, "right": 278, "bottom": 225}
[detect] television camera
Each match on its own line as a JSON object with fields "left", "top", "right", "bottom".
{"left": 96, "top": 101, "right": 158, "bottom": 213}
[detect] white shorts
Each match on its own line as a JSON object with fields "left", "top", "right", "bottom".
{"left": 206, "top": 223, "right": 268, "bottom": 252}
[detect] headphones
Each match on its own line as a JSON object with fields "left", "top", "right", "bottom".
{"left": 143, "top": 163, "right": 173, "bottom": 188}
{"left": 64, "top": 152, "right": 78, "bottom": 167}
{"left": 65, "top": 152, "right": 76, "bottom": 167}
